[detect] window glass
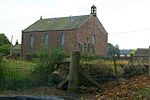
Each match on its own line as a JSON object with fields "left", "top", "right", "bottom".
{"left": 61, "top": 32, "right": 65, "bottom": 47}
{"left": 29, "top": 34, "right": 33, "bottom": 47}
{"left": 92, "top": 34, "right": 96, "bottom": 44}
{"left": 44, "top": 34, "right": 48, "bottom": 46}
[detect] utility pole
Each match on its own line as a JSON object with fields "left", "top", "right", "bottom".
{"left": 10, "top": 35, "right": 13, "bottom": 56}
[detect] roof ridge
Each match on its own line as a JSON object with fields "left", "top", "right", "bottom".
{"left": 43, "top": 15, "right": 90, "bottom": 20}
{"left": 23, "top": 15, "right": 91, "bottom": 32}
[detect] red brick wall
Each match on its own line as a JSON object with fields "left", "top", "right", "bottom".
{"left": 21, "top": 15, "right": 108, "bottom": 58}
{"left": 77, "top": 15, "right": 108, "bottom": 56}
{"left": 21, "top": 30, "right": 77, "bottom": 57}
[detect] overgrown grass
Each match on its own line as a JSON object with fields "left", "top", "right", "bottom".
{"left": 0, "top": 47, "right": 66, "bottom": 90}
{"left": 33, "top": 47, "right": 65, "bottom": 86}
{"left": 3, "top": 70, "right": 35, "bottom": 90}
{"left": 0, "top": 59, "right": 36, "bottom": 90}
{"left": 6, "top": 59, "right": 35, "bottom": 71}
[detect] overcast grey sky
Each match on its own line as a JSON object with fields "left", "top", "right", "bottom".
{"left": 0, "top": 0, "right": 150, "bottom": 49}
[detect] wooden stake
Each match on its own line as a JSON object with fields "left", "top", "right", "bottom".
{"left": 68, "top": 52, "right": 80, "bottom": 95}
{"left": 113, "top": 55, "right": 119, "bottom": 85}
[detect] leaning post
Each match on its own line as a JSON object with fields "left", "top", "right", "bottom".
{"left": 113, "top": 55, "right": 119, "bottom": 85}
{"left": 68, "top": 51, "right": 80, "bottom": 95}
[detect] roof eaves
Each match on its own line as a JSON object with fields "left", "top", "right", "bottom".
{"left": 23, "top": 19, "right": 41, "bottom": 32}
{"left": 22, "top": 28, "right": 78, "bottom": 33}
{"left": 97, "top": 17, "right": 108, "bottom": 35}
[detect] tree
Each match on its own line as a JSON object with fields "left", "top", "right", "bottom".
{"left": 114, "top": 44, "right": 120, "bottom": 56}
{"left": 0, "top": 33, "right": 11, "bottom": 56}
{"left": 107, "top": 43, "right": 114, "bottom": 57}
{"left": 107, "top": 43, "right": 120, "bottom": 57}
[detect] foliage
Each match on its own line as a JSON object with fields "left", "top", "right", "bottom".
{"left": 107, "top": 43, "right": 120, "bottom": 57}
{"left": 0, "top": 57, "right": 6, "bottom": 88}
{"left": 33, "top": 47, "right": 65, "bottom": 86}
{"left": 0, "top": 33, "right": 11, "bottom": 45}
{"left": 81, "top": 53, "right": 99, "bottom": 62}
{"left": 0, "top": 33, "right": 11, "bottom": 56}
{"left": 130, "top": 49, "right": 136, "bottom": 56}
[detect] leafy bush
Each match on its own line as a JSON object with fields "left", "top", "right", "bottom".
{"left": 0, "top": 33, "right": 11, "bottom": 56}
{"left": 0, "top": 57, "right": 6, "bottom": 88}
{"left": 33, "top": 47, "right": 65, "bottom": 86}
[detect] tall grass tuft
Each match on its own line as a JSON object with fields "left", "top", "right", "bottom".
{"left": 33, "top": 47, "right": 65, "bottom": 86}
{"left": 4, "top": 70, "right": 35, "bottom": 90}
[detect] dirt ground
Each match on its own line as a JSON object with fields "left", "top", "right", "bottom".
{"left": 1, "top": 75, "right": 150, "bottom": 99}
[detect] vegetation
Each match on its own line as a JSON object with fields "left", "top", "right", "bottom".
{"left": 0, "top": 57, "right": 6, "bottom": 88}
{"left": 107, "top": 43, "right": 120, "bottom": 57}
{"left": 0, "top": 46, "right": 150, "bottom": 99}
{"left": 0, "top": 33, "right": 11, "bottom": 56}
{"left": 0, "top": 59, "right": 35, "bottom": 90}
{"left": 33, "top": 47, "right": 65, "bottom": 86}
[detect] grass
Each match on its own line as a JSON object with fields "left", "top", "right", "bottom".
{"left": 1, "top": 59, "right": 36, "bottom": 90}
{"left": 137, "top": 87, "right": 150, "bottom": 98}
{"left": 6, "top": 59, "right": 35, "bottom": 71}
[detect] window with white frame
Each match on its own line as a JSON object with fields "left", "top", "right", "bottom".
{"left": 92, "top": 34, "right": 96, "bottom": 44}
{"left": 29, "top": 34, "right": 33, "bottom": 48}
{"left": 44, "top": 33, "right": 48, "bottom": 46}
{"left": 60, "top": 32, "right": 65, "bottom": 48}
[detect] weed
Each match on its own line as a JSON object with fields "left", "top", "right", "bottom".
{"left": 33, "top": 47, "right": 65, "bottom": 86}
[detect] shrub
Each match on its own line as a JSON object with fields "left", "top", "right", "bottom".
{"left": 0, "top": 56, "right": 6, "bottom": 88}
{"left": 33, "top": 47, "right": 65, "bottom": 86}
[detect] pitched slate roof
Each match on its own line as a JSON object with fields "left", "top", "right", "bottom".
{"left": 23, "top": 15, "right": 90, "bottom": 32}
{"left": 12, "top": 44, "right": 21, "bottom": 50}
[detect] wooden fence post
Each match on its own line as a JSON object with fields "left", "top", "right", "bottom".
{"left": 68, "top": 52, "right": 80, "bottom": 95}
{"left": 113, "top": 55, "right": 119, "bottom": 85}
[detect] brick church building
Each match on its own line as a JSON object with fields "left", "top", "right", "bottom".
{"left": 21, "top": 5, "right": 108, "bottom": 58}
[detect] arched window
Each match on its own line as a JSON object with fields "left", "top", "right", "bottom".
{"left": 60, "top": 32, "right": 65, "bottom": 48}
{"left": 92, "top": 34, "right": 96, "bottom": 44}
{"left": 44, "top": 33, "right": 48, "bottom": 46}
{"left": 29, "top": 34, "right": 33, "bottom": 48}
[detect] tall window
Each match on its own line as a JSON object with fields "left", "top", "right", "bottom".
{"left": 44, "top": 33, "right": 48, "bottom": 46}
{"left": 29, "top": 34, "right": 33, "bottom": 48}
{"left": 92, "top": 34, "right": 96, "bottom": 44}
{"left": 60, "top": 32, "right": 65, "bottom": 48}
